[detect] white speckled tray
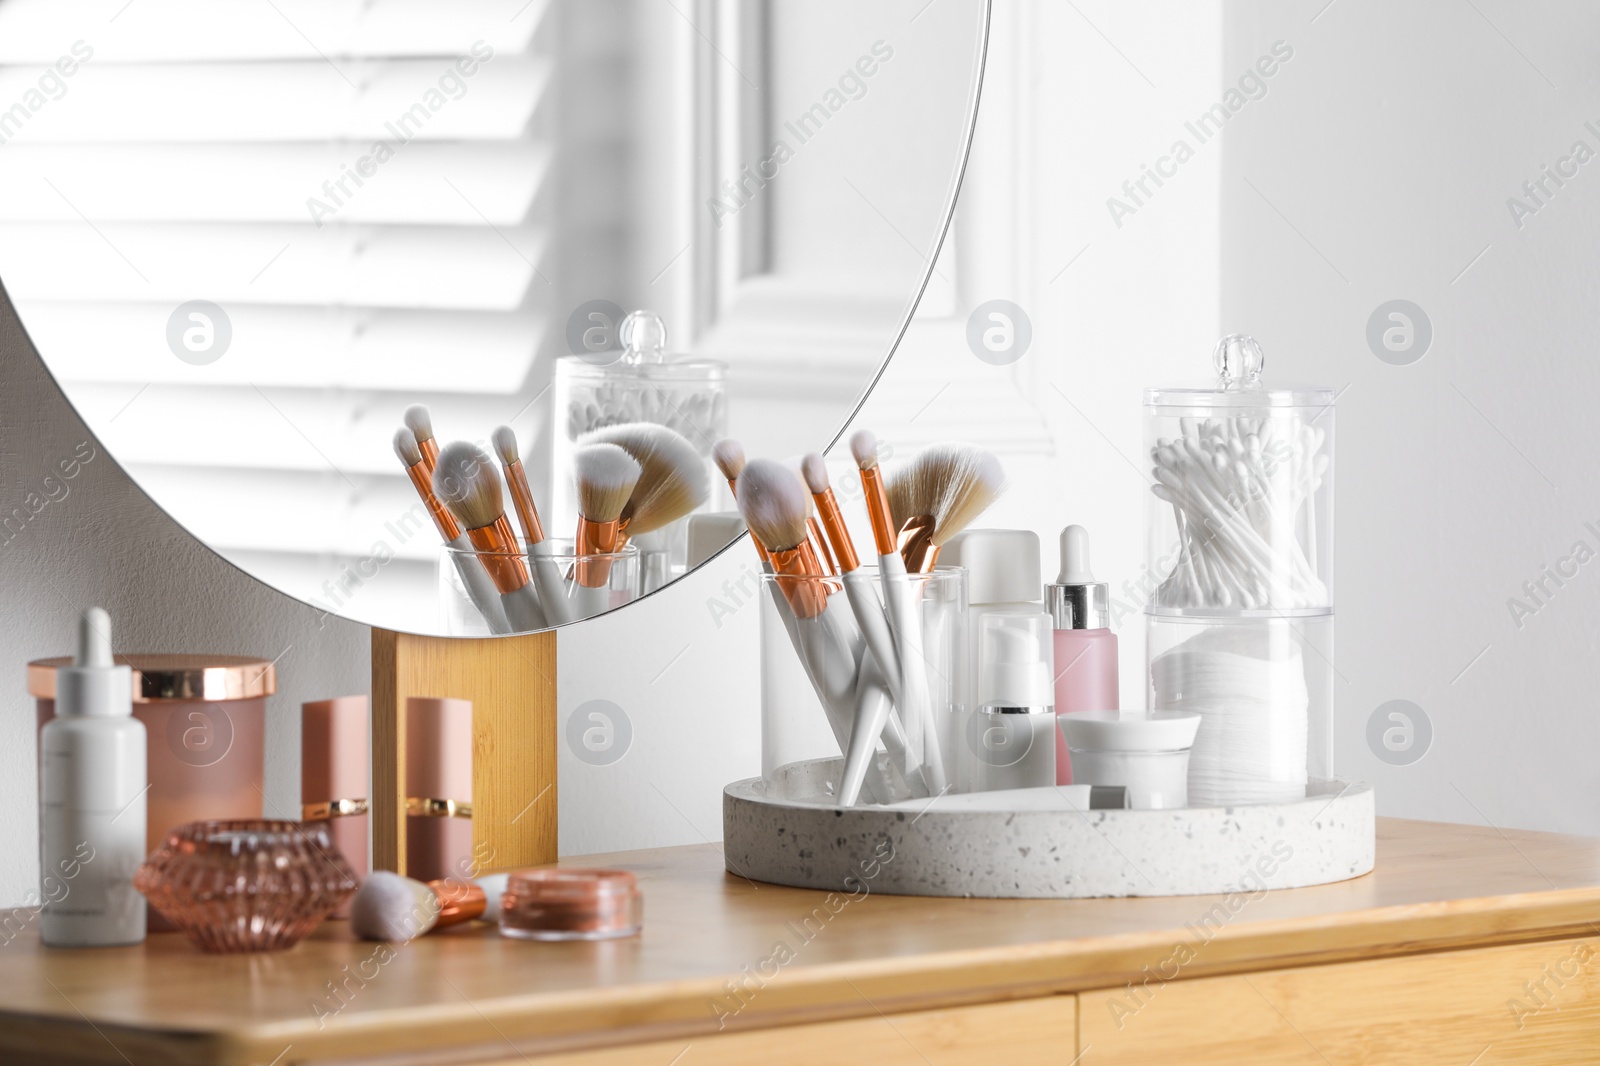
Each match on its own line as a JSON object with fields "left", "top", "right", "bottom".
{"left": 722, "top": 759, "right": 1374, "bottom": 899}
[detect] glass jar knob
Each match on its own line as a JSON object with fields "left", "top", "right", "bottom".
{"left": 619, "top": 309, "right": 668, "bottom": 366}
{"left": 1213, "top": 332, "right": 1264, "bottom": 389}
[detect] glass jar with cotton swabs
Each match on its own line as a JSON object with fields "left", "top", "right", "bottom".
{"left": 550, "top": 309, "right": 728, "bottom": 591}
{"left": 1143, "top": 334, "right": 1335, "bottom": 807}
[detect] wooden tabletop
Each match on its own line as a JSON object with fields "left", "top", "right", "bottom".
{"left": 3, "top": 817, "right": 1599, "bottom": 1065}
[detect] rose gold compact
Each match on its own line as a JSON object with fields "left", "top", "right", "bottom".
{"left": 498, "top": 868, "right": 641, "bottom": 941}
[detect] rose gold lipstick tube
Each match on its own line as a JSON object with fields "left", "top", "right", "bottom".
{"left": 405, "top": 697, "right": 473, "bottom": 883}
{"left": 302, "top": 696, "right": 369, "bottom": 919}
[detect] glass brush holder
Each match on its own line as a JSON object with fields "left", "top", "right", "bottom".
{"left": 1143, "top": 333, "right": 1335, "bottom": 807}
{"left": 550, "top": 309, "right": 727, "bottom": 588}
{"left": 439, "top": 538, "right": 639, "bottom": 634}
{"left": 759, "top": 567, "right": 965, "bottom": 806}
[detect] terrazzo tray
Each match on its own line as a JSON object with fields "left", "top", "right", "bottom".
{"left": 722, "top": 758, "right": 1374, "bottom": 899}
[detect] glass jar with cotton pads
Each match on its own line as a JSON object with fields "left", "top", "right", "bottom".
{"left": 1143, "top": 334, "right": 1335, "bottom": 806}
{"left": 1059, "top": 710, "right": 1200, "bottom": 810}
{"left": 550, "top": 309, "right": 727, "bottom": 572}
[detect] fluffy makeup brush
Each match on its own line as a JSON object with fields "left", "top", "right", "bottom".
{"left": 571, "top": 443, "right": 640, "bottom": 613}
{"left": 433, "top": 441, "right": 546, "bottom": 632}
{"left": 735, "top": 459, "right": 822, "bottom": 614}
{"left": 491, "top": 425, "right": 572, "bottom": 626}
{"left": 580, "top": 422, "right": 709, "bottom": 540}
{"left": 885, "top": 443, "right": 1006, "bottom": 573}
{"left": 851, "top": 429, "right": 946, "bottom": 793}
{"left": 403, "top": 404, "right": 438, "bottom": 473}
{"left": 803, "top": 454, "right": 916, "bottom": 805}
{"left": 395, "top": 428, "right": 509, "bottom": 634}
{"left": 712, "top": 438, "right": 746, "bottom": 491}
{"left": 350, "top": 871, "right": 510, "bottom": 943}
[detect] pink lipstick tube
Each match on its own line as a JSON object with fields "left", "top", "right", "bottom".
{"left": 404, "top": 697, "right": 474, "bottom": 882}
{"left": 302, "top": 696, "right": 370, "bottom": 918}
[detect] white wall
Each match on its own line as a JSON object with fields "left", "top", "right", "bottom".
{"left": 1220, "top": 0, "right": 1600, "bottom": 835}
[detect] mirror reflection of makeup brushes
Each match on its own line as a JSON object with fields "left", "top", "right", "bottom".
{"left": 714, "top": 438, "right": 770, "bottom": 564}
{"left": 433, "top": 441, "right": 547, "bottom": 632}
{"left": 572, "top": 443, "right": 640, "bottom": 618}
{"left": 579, "top": 423, "right": 709, "bottom": 547}
{"left": 851, "top": 429, "right": 945, "bottom": 793}
{"left": 394, "top": 428, "right": 509, "bottom": 634}
{"left": 491, "top": 425, "right": 573, "bottom": 626}
{"left": 403, "top": 404, "right": 439, "bottom": 475}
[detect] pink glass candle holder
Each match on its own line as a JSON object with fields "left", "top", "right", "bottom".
{"left": 134, "top": 819, "right": 358, "bottom": 953}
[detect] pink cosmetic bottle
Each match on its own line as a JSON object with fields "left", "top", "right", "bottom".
{"left": 1044, "top": 525, "right": 1119, "bottom": 784}
{"left": 301, "top": 696, "right": 369, "bottom": 919}
{"left": 404, "top": 697, "right": 473, "bottom": 883}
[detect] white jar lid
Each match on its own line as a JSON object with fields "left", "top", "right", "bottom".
{"left": 1059, "top": 709, "right": 1201, "bottom": 752}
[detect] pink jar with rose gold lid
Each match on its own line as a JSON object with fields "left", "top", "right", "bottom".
{"left": 31, "top": 654, "right": 274, "bottom": 930}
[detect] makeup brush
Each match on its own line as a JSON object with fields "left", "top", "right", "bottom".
{"left": 737, "top": 459, "right": 896, "bottom": 803}
{"left": 885, "top": 443, "right": 1006, "bottom": 573}
{"left": 491, "top": 425, "right": 573, "bottom": 626}
{"left": 433, "top": 441, "right": 547, "bottom": 632}
{"left": 395, "top": 428, "right": 510, "bottom": 635}
{"left": 580, "top": 422, "right": 710, "bottom": 542}
{"left": 572, "top": 442, "right": 641, "bottom": 617}
{"left": 403, "top": 404, "right": 439, "bottom": 474}
{"left": 350, "top": 870, "right": 510, "bottom": 943}
{"left": 714, "top": 438, "right": 769, "bottom": 563}
{"left": 803, "top": 453, "right": 918, "bottom": 804}
{"left": 852, "top": 429, "right": 946, "bottom": 793}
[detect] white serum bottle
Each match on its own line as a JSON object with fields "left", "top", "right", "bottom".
{"left": 40, "top": 608, "right": 147, "bottom": 947}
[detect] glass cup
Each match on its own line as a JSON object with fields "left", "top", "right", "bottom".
{"left": 759, "top": 566, "right": 965, "bottom": 806}
{"left": 439, "top": 537, "right": 639, "bottom": 634}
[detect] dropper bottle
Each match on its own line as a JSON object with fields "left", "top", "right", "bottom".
{"left": 39, "top": 608, "right": 147, "bottom": 946}
{"left": 1044, "top": 526, "right": 1120, "bottom": 785}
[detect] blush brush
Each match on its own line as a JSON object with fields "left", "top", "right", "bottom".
{"left": 433, "top": 441, "right": 547, "bottom": 632}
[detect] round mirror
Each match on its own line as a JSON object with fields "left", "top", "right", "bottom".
{"left": 0, "top": 0, "right": 988, "bottom": 635}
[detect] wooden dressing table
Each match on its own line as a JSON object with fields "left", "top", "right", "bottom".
{"left": 1, "top": 818, "right": 1597, "bottom": 1065}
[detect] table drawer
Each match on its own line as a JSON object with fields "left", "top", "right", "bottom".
{"left": 1079, "top": 936, "right": 1599, "bottom": 1064}
{"left": 486, "top": 996, "right": 1076, "bottom": 1066}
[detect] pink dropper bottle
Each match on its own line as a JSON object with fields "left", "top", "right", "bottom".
{"left": 1044, "top": 525, "right": 1120, "bottom": 784}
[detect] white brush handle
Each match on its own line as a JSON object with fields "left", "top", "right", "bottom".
{"left": 840, "top": 570, "right": 928, "bottom": 797}
{"left": 794, "top": 609, "right": 894, "bottom": 805}
{"left": 571, "top": 580, "right": 610, "bottom": 619}
{"left": 447, "top": 534, "right": 511, "bottom": 634}
{"left": 843, "top": 570, "right": 901, "bottom": 704}
{"left": 528, "top": 541, "right": 574, "bottom": 626}
{"left": 500, "top": 584, "right": 547, "bottom": 633}
{"left": 840, "top": 654, "right": 900, "bottom": 806}
{"left": 879, "top": 552, "right": 947, "bottom": 793}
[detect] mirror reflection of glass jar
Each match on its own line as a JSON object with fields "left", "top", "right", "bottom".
{"left": 550, "top": 310, "right": 727, "bottom": 591}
